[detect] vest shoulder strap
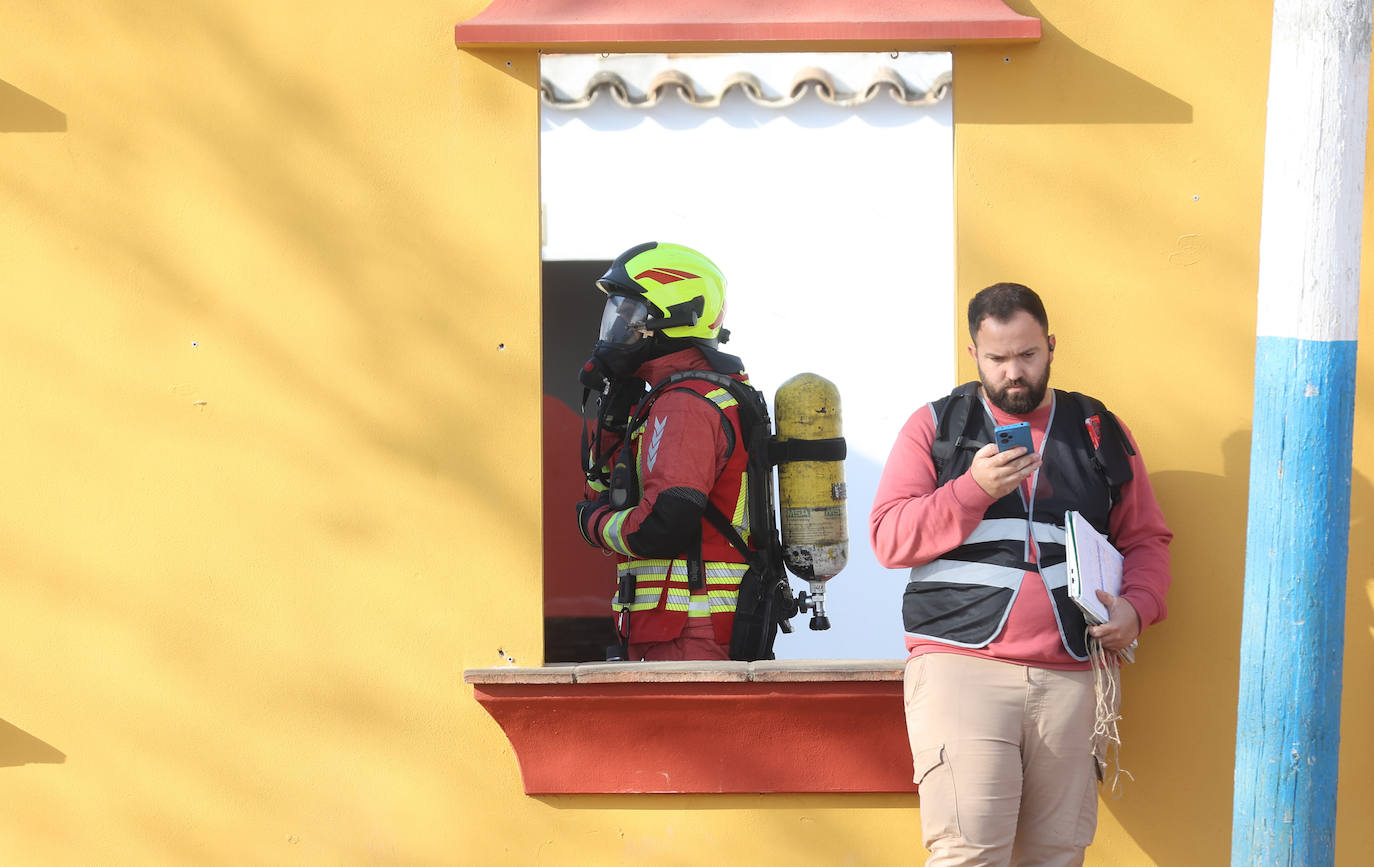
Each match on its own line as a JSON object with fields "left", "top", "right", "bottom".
{"left": 931, "top": 381, "right": 985, "bottom": 487}
{"left": 929, "top": 384, "right": 1136, "bottom": 493}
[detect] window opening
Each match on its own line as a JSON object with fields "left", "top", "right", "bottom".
{"left": 540, "top": 51, "right": 956, "bottom": 662}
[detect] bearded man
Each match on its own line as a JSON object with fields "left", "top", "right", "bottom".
{"left": 869, "top": 282, "right": 1173, "bottom": 866}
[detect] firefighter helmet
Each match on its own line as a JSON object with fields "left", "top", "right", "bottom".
{"left": 595, "top": 242, "right": 727, "bottom": 344}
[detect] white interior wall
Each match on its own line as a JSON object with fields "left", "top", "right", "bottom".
{"left": 541, "top": 52, "right": 955, "bottom": 659}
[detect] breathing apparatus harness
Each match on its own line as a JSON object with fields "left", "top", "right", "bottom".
{"left": 578, "top": 375, "right": 645, "bottom": 507}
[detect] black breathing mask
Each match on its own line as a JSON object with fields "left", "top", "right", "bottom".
{"left": 578, "top": 341, "right": 650, "bottom": 393}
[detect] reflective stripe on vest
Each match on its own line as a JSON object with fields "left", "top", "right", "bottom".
{"left": 614, "top": 559, "right": 748, "bottom": 616}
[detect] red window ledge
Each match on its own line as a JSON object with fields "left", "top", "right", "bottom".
{"left": 465, "top": 660, "right": 915, "bottom": 794}
{"left": 454, "top": 0, "right": 1040, "bottom": 50}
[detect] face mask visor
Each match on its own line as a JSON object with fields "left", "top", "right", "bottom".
{"left": 597, "top": 295, "right": 653, "bottom": 348}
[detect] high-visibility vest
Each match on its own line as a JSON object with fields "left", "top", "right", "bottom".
{"left": 902, "top": 389, "right": 1116, "bottom": 661}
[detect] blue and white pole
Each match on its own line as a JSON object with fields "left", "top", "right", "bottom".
{"left": 1233, "top": 1, "right": 1370, "bottom": 864}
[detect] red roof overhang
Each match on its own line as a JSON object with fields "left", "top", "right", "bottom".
{"left": 455, "top": 0, "right": 1041, "bottom": 51}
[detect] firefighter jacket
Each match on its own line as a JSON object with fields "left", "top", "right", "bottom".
{"left": 579, "top": 348, "right": 755, "bottom": 645}
{"left": 902, "top": 388, "right": 1116, "bottom": 661}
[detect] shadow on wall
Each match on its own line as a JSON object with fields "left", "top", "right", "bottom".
{"left": 1341, "top": 448, "right": 1374, "bottom": 860}
{"left": 957, "top": 2, "right": 1193, "bottom": 125}
{"left": 1106, "top": 428, "right": 1374, "bottom": 864}
{"left": 0, "top": 718, "right": 66, "bottom": 767}
{"left": 1091, "top": 428, "right": 1248, "bottom": 864}
{"left": 0, "top": 80, "right": 66, "bottom": 132}
{"left": 4, "top": 16, "right": 513, "bottom": 516}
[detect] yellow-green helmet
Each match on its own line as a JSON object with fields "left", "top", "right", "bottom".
{"left": 595, "top": 242, "right": 727, "bottom": 344}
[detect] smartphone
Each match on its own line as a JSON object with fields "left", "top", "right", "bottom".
{"left": 994, "top": 422, "right": 1034, "bottom": 454}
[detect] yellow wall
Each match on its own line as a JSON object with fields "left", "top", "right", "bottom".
{"left": 0, "top": 1, "right": 1368, "bottom": 864}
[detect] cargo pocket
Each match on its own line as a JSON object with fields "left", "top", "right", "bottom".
{"left": 913, "top": 745, "right": 961, "bottom": 848}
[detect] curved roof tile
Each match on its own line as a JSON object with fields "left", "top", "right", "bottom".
{"left": 541, "top": 54, "right": 952, "bottom": 111}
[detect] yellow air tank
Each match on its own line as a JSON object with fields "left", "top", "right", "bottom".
{"left": 773, "top": 372, "right": 847, "bottom": 630}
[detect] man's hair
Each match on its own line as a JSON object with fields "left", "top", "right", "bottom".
{"left": 967, "top": 282, "right": 1049, "bottom": 341}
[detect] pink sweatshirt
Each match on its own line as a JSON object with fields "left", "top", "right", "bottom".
{"left": 869, "top": 392, "right": 1173, "bottom": 670}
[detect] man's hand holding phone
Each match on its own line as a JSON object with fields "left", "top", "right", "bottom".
{"left": 970, "top": 422, "right": 1040, "bottom": 499}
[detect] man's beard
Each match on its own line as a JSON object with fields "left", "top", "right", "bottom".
{"left": 981, "top": 362, "right": 1051, "bottom": 415}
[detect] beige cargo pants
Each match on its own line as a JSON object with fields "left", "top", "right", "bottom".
{"left": 904, "top": 653, "right": 1110, "bottom": 867}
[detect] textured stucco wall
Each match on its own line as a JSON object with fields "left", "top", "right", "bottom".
{"left": 1, "top": 1, "right": 1369, "bottom": 864}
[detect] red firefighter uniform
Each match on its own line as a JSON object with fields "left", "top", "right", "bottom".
{"left": 578, "top": 348, "right": 756, "bottom": 654}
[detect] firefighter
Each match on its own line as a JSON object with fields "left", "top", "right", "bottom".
{"left": 575, "top": 241, "right": 758, "bottom": 661}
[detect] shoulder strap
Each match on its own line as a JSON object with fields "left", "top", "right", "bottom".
{"left": 702, "top": 500, "right": 757, "bottom": 565}
{"left": 630, "top": 369, "right": 747, "bottom": 458}
{"left": 927, "top": 385, "right": 1137, "bottom": 504}
{"left": 931, "top": 381, "right": 986, "bottom": 487}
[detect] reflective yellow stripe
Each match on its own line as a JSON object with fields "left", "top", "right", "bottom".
{"left": 617, "top": 559, "right": 748, "bottom": 580}
{"left": 731, "top": 470, "right": 749, "bottom": 538}
{"left": 614, "top": 559, "right": 747, "bottom": 613}
{"left": 602, "top": 510, "right": 632, "bottom": 556}
{"left": 626, "top": 587, "right": 666, "bottom": 612}
{"left": 631, "top": 589, "right": 739, "bottom": 615}
{"left": 665, "top": 592, "right": 689, "bottom": 610}
{"left": 611, "top": 587, "right": 669, "bottom": 613}
{"left": 633, "top": 426, "right": 645, "bottom": 499}
{"left": 704, "top": 387, "right": 739, "bottom": 411}
{"left": 708, "top": 588, "right": 739, "bottom": 613}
